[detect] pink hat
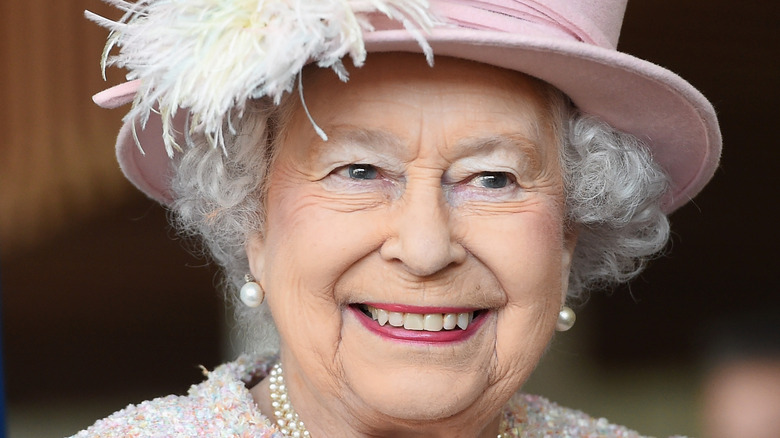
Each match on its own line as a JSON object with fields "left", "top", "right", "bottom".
{"left": 91, "top": 0, "right": 720, "bottom": 212}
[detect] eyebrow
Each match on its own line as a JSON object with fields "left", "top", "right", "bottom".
{"left": 453, "top": 134, "right": 545, "bottom": 173}
{"left": 315, "top": 127, "right": 547, "bottom": 173}
{"left": 319, "top": 127, "right": 404, "bottom": 154}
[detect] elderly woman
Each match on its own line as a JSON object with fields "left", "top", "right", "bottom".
{"left": 75, "top": 0, "right": 720, "bottom": 436}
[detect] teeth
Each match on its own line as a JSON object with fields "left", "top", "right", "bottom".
{"left": 363, "top": 305, "right": 477, "bottom": 332}
{"left": 388, "top": 311, "right": 404, "bottom": 327}
{"left": 443, "top": 313, "right": 457, "bottom": 330}
{"left": 457, "top": 313, "right": 470, "bottom": 330}
{"left": 376, "top": 309, "right": 389, "bottom": 326}
{"left": 424, "top": 314, "right": 443, "bottom": 331}
{"left": 403, "top": 314, "right": 424, "bottom": 330}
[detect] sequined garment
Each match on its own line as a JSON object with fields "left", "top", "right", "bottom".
{"left": 70, "top": 355, "right": 682, "bottom": 438}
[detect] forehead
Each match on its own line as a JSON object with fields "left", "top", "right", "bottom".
{"left": 279, "top": 54, "right": 560, "bottom": 165}
{"left": 306, "top": 53, "right": 550, "bottom": 97}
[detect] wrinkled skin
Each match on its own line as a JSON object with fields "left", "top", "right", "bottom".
{"left": 248, "top": 53, "right": 576, "bottom": 438}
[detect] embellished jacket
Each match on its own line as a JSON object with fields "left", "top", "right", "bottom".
{"left": 70, "top": 355, "right": 668, "bottom": 438}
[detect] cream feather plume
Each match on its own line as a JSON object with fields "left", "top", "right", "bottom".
{"left": 86, "top": 0, "right": 439, "bottom": 156}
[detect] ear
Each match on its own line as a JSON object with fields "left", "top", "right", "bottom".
{"left": 560, "top": 226, "right": 579, "bottom": 302}
{"left": 246, "top": 231, "right": 267, "bottom": 285}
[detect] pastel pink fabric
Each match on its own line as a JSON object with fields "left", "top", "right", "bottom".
{"left": 94, "top": 0, "right": 720, "bottom": 212}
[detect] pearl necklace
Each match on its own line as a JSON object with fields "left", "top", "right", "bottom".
{"left": 268, "top": 362, "right": 515, "bottom": 438}
{"left": 269, "top": 362, "right": 310, "bottom": 437}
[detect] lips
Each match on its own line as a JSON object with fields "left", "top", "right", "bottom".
{"left": 350, "top": 303, "right": 488, "bottom": 343}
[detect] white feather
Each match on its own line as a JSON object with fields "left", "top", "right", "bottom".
{"left": 87, "top": 0, "right": 440, "bottom": 156}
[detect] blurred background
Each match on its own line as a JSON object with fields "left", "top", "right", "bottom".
{"left": 1, "top": 0, "right": 778, "bottom": 437}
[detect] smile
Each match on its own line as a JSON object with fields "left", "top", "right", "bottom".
{"left": 358, "top": 304, "right": 479, "bottom": 331}
{"left": 350, "top": 303, "right": 489, "bottom": 343}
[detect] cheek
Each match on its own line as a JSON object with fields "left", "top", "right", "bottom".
{"left": 261, "top": 183, "right": 388, "bottom": 337}
{"left": 265, "top": 193, "right": 386, "bottom": 283}
{"left": 461, "top": 204, "right": 566, "bottom": 381}
{"left": 462, "top": 203, "right": 567, "bottom": 297}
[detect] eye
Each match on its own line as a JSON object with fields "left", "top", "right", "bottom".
{"left": 323, "top": 162, "right": 399, "bottom": 198}
{"left": 345, "top": 164, "right": 379, "bottom": 180}
{"left": 470, "top": 172, "right": 513, "bottom": 189}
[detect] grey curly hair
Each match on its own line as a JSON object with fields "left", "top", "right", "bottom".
{"left": 170, "top": 75, "right": 670, "bottom": 354}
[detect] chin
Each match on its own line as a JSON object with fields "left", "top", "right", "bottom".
{"left": 336, "top": 312, "right": 500, "bottom": 423}
{"left": 346, "top": 365, "right": 490, "bottom": 422}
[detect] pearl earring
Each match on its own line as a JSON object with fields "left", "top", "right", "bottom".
{"left": 556, "top": 306, "right": 576, "bottom": 331}
{"left": 240, "top": 274, "right": 264, "bottom": 308}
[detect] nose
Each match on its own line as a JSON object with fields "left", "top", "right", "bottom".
{"left": 379, "top": 182, "right": 467, "bottom": 277}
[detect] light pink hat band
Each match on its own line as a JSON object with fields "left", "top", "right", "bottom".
{"left": 431, "top": 0, "right": 603, "bottom": 46}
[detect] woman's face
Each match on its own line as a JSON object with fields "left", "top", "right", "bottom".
{"left": 248, "top": 54, "right": 575, "bottom": 435}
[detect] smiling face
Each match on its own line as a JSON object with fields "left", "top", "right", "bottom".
{"left": 247, "top": 54, "right": 575, "bottom": 437}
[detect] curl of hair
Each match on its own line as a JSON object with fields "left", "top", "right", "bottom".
{"left": 169, "top": 92, "right": 671, "bottom": 353}
{"left": 170, "top": 97, "right": 295, "bottom": 355}
{"left": 562, "top": 113, "right": 671, "bottom": 300}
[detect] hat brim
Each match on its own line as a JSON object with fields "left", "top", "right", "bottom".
{"left": 113, "top": 27, "right": 720, "bottom": 212}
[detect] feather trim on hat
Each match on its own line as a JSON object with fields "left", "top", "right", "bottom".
{"left": 86, "top": 0, "right": 439, "bottom": 156}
